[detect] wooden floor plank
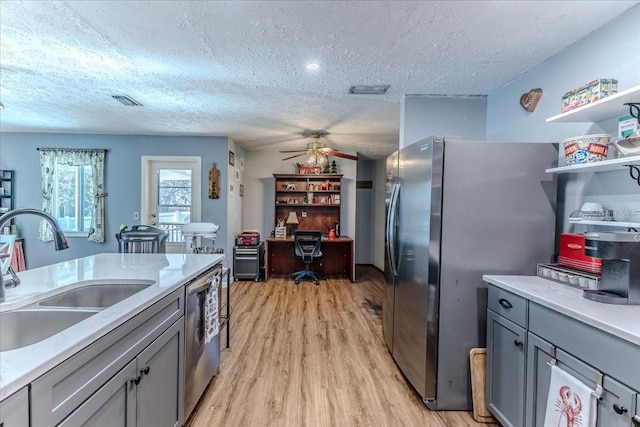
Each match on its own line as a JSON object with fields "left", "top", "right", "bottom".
{"left": 186, "top": 266, "right": 497, "bottom": 427}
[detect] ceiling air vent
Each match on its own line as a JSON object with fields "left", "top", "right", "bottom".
{"left": 348, "top": 85, "right": 390, "bottom": 95}
{"left": 112, "top": 95, "right": 143, "bottom": 106}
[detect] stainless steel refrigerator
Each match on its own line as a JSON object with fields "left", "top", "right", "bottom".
{"left": 383, "top": 135, "right": 558, "bottom": 410}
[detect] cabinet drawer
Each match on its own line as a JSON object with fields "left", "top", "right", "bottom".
{"left": 488, "top": 286, "right": 528, "bottom": 328}
{"left": 529, "top": 303, "right": 640, "bottom": 392}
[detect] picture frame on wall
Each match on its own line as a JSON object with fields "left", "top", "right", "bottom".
{"left": 235, "top": 169, "right": 240, "bottom": 181}
{"left": 239, "top": 184, "right": 244, "bottom": 197}
{"left": 229, "top": 183, "right": 235, "bottom": 196}
{"left": 229, "top": 150, "right": 235, "bottom": 166}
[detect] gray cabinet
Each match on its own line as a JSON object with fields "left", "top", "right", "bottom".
{"left": 487, "top": 283, "right": 640, "bottom": 427}
{"left": 597, "top": 376, "right": 637, "bottom": 427}
{"left": 0, "top": 387, "right": 29, "bottom": 427}
{"left": 525, "top": 332, "right": 554, "bottom": 427}
{"left": 526, "top": 332, "right": 639, "bottom": 427}
{"left": 136, "top": 319, "right": 184, "bottom": 427}
{"left": 59, "top": 360, "right": 137, "bottom": 426}
{"left": 52, "top": 316, "right": 184, "bottom": 427}
{"left": 31, "top": 288, "right": 185, "bottom": 427}
{"left": 486, "top": 309, "right": 526, "bottom": 427}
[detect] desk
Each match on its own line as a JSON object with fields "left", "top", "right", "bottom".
{"left": 265, "top": 236, "right": 354, "bottom": 282}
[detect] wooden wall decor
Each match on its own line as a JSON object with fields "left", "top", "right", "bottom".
{"left": 520, "top": 88, "right": 543, "bottom": 112}
{"left": 208, "top": 162, "right": 220, "bottom": 199}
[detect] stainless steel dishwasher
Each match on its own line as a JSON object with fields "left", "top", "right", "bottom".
{"left": 184, "top": 265, "right": 222, "bottom": 419}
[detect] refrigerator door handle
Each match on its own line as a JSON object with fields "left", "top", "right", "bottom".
{"left": 385, "top": 186, "right": 394, "bottom": 270}
{"left": 388, "top": 183, "right": 400, "bottom": 276}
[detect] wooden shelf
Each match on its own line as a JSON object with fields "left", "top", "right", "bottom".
{"left": 546, "top": 157, "right": 640, "bottom": 174}
{"left": 546, "top": 85, "right": 640, "bottom": 123}
{"left": 277, "top": 203, "right": 340, "bottom": 207}
{"left": 274, "top": 173, "right": 342, "bottom": 231}
{"left": 276, "top": 190, "right": 340, "bottom": 193}
{"left": 273, "top": 174, "right": 343, "bottom": 179}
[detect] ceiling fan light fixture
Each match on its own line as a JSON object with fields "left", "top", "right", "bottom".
{"left": 306, "top": 151, "right": 328, "bottom": 166}
{"left": 348, "top": 85, "right": 390, "bottom": 95}
{"left": 111, "top": 95, "right": 143, "bottom": 107}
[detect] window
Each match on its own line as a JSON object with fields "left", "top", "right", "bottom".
{"left": 53, "top": 163, "right": 94, "bottom": 233}
{"left": 39, "top": 148, "right": 106, "bottom": 242}
{"left": 157, "top": 168, "right": 192, "bottom": 242}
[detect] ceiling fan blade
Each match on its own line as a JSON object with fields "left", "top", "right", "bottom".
{"left": 281, "top": 153, "right": 307, "bottom": 161}
{"left": 278, "top": 149, "right": 307, "bottom": 153}
{"left": 328, "top": 150, "right": 358, "bottom": 161}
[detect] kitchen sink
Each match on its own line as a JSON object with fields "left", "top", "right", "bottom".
{"left": 0, "top": 309, "right": 98, "bottom": 352}
{"left": 37, "top": 283, "right": 152, "bottom": 308}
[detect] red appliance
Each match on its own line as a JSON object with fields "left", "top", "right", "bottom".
{"left": 557, "top": 233, "right": 602, "bottom": 274}
{"left": 236, "top": 232, "right": 260, "bottom": 246}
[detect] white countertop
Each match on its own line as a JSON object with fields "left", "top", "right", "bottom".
{"left": 0, "top": 252, "right": 224, "bottom": 400}
{"left": 483, "top": 275, "right": 640, "bottom": 347}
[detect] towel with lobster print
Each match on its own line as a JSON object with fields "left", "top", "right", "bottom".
{"left": 544, "top": 364, "right": 596, "bottom": 427}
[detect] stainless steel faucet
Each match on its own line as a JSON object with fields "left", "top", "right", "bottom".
{"left": 0, "top": 208, "right": 69, "bottom": 303}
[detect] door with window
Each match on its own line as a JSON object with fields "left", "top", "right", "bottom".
{"left": 142, "top": 157, "right": 201, "bottom": 253}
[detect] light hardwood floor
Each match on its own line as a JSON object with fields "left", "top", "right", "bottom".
{"left": 186, "top": 266, "right": 497, "bottom": 427}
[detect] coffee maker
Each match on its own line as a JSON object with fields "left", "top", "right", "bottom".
{"left": 583, "top": 231, "right": 640, "bottom": 305}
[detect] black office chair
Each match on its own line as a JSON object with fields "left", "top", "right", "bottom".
{"left": 291, "top": 230, "right": 323, "bottom": 285}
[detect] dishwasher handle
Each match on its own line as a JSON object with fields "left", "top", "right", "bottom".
{"left": 187, "top": 277, "right": 213, "bottom": 295}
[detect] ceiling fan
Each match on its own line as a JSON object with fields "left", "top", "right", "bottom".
{"left": 279, "top": 130, "right": 358, "bottom": 164}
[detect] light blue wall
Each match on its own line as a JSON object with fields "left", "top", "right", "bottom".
{"left": 487, "top": 5, "right": 640, "bottom": 142}
{"left": 0, "top": 133, "right": 230, "bottom": 268}
{"left": 486, "top": 5, "right": 640, "bottom": 235}
{"left": 400, "top": 95, "right": 487, "bottom": 148}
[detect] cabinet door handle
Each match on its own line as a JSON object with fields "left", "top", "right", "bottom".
{"left": 631, "top": 415, "right": 640, "bottom": 426}
{"left": 130, "top": 376, "right": 141, "bottom": 385}
{"left": 612, "top": 404, "right": 628, "bottom": 415}
{"left": 514, "top": 340, "right": 523, "bottom": 347}
{"left": 141, "top": 366, "right": 150, "bottom": 376}
{"left": 498, "top": 298, "right": 513, "bottom": 309}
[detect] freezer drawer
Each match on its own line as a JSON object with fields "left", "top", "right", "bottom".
{"left": 233, "top": 242, "right": 264, "bottom": 281}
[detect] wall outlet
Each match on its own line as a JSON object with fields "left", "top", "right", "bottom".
{"left": 133, "top": 212, "right": 139, "bottom": 220}
{"left": 301, "top": 212, "right": 307, "bottom": 217}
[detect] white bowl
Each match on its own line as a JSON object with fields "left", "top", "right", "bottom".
{"left": 580, "top": 202, "right": 604, "bottom": 212}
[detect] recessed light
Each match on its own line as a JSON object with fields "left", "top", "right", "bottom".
{"left": 348, "top": 85, "right": 390, "bottom": 95}
{"left": 306, "top": 63, "right": 320, "bottom": 71}
{"left": 0, "top": 101, "right": 4, "bottom": 110}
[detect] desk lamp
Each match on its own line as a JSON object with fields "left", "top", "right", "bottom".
{"left": 286, "top": 212, "right": 299, "bottom": 237}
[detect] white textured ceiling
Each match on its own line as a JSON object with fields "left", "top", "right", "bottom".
{"left": 0, "top": 1, "right": 637, "bottom": 158}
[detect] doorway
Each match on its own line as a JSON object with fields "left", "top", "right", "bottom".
{"left": 141, "top": 156, "right": 202, "bottom": 253}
